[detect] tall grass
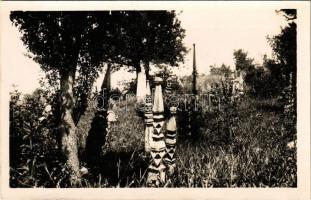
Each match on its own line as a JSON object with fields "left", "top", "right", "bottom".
{"left": 78, "top": 96, "right": 296, "bottom": 187}
{"left": 10, "top": 90, "right": 296, "bottom": 187}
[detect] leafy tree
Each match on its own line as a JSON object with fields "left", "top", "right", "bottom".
{"left": 210, "top": 63, "right": 232, "bottom": 78}
{"left": 233, "top": 49, "right": 255, "bottom": 72}
{"left": 267, "top": 9, "right": 296, "bottom": 99}
{"left": 233, "top": 49, "right": 258, "bottom": 89}
{"left": 233, "top": 49, "right": 272, "bottom": 97}
{"left": 276, "top": 9, "right": 297, "bottom": 21}
{"left": 10, "top": 11, "right": 126, "bottom": 185}
{"left": 117, "top": 11, "right": 187, "bottom": 79}
{"left": 232, "top": 9, "right": 296, "bottom": 102}
{"left": 9, "top": 87, "right": 67, "bottom": 187}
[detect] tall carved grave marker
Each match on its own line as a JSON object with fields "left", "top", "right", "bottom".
{"left": 147, "top": 77, "right": 166, "bottom": 186}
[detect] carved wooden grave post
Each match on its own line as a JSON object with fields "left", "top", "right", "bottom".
{"left": 85, "top": 64, "right": 111, "bottom": 167}
{"left": 103, "top": 64, "right": 112, "bottom": 151}
{"left": 147, "top": 77, "right": 166, "bottom": 186}
{"left": 144, "top": 80, "right": 152, "bottom": 153}
{"left": 136, "top": 62, "right": 147, "bottom": 104}
{"left": 164, "top": 77, "right": 178, "bottom": 176}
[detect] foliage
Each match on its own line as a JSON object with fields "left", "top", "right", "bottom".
{"left": 233, "top": 50, "right": 274, "bottom": 99}
{"left": 117, "top": 11, "right": 188, "bottom": 71}
{"left": 10, "top": 12, "right": 130, "bottom": 124}
{"left": 10, "top": 92, "right": 296, "bottom": 187}
{"left": 9, "top": 87, "right": 73, "bottom": 187}
{"left": 267, "top": 9, "right": 296, "bottom": 107}
{"left": 176, "top": 78, "right": 240, "bottom": 142}
{"left": 10, "top": 12, "right": 125, "bottom": 74}
{"left": 210, "top": 64, "right": 232, "bottom": 78}
{"left": 10, "top": 11, "right": 132, "bottom": 183}
{"left": 149, "top": 65, "right": 183, "bottom": 93}
{"left": 233, "top": 49, "right": 255, "bottom": 72}
{"left": 237, "top": 9, "right": 296, "bottom": 103}
{"left": 232, "top": 49, "right": 268, "bottom": 97}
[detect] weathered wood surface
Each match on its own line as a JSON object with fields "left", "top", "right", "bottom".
{"left": 146, "top": 77, "right": 167, "bottom": 186}
{"left": 145, "top": 76, "right": 179, "bottom": 186}
{"left": 164, "top": 77, "right": 177, "bottom": 176}
{"left": 136, "top": 62, "right": 147, "bottom": 104}
{"left": 144, "top": 80, "right": 152, "bottom": 153}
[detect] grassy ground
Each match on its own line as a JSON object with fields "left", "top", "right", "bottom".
{"left": 76, "top": 97, "right": 297, "bottom": 187}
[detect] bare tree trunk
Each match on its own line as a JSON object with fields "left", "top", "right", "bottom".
{"left": 59, "top": 69, "right": 81, "bottom": 186}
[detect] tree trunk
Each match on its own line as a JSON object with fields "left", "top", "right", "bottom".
{"left": 59, "top": 69, "right": 81, "bottom": 186}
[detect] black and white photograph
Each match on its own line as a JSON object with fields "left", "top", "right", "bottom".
{"left": 0, "top": 1, "right": 310, "bottom": 199}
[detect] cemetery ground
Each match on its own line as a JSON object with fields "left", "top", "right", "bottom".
{"left": 72, "top": 96, "right": 296, "bottom": 188}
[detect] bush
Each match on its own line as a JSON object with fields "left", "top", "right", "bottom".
{"left": 9, "top": 88, "right": 71, "bottom": 187}
{"left": 176, "top": 79, "right": 240, "bottom": 142}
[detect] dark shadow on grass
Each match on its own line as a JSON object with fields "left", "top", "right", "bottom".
{"left": 84, "top": 110, "right": 108, "bottom": 168}
{"left": 86, "top": 149, "right": 149, "bottom": 187}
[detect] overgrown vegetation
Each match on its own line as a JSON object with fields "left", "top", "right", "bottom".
{"left": 10, "top": 87, "right": 296, "bottom": 187}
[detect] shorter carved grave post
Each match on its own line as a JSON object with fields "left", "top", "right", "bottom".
{"left": 144, "top": 80, "right": 152, "bottom": 153}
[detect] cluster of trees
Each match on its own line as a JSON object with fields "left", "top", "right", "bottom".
{"left": 209, "top": 64, "right": 232, "bottom": 78}
{"left": 10, "top": 11, "right": 187, "bottom": 185}
{"left": 207, "top": 9, "right": 296, "bottom": 102}
{"left": 232, "top": 9, "right": 296, "bottom": 103}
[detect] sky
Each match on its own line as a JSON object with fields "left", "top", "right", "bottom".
{"left": 3, "top": 8, "right": 287, "bottom": 94}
